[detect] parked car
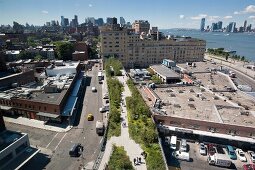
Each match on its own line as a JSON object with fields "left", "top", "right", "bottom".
{"left": 243, "top": 164, "right": 255, "bottom": 170}
{"left": 226, "top": 145, "right": 237, "bottom": 160}
{"left": 236, "top": 149, "right": 247, "bottom": 162}
{"left": 103, "top": 94, "right": 109, "bottom": 99}
{"left": 200, "top": 143, "right": 207, "bottom": 155}
{"left": 172, "top": 151, "right": 190, "bottom": 161}
{"left": 180, "top": 139, "right": 187, "bottom": 152}
{"left": 207, "top": 144, "right": 216, "bottom": 156}
{"left": 248, "top": 151, "right": 255, "bottom": 163}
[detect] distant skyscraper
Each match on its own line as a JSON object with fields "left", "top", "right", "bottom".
{"left": 120, "top": 17, "right": 126, "bottom": 26}
{"left": 95, "top": 18, "right": 104, "bottom": 26}
{"left": 217, "top": 21, "right": 223, "bottom": 30}
{"left": 112, "top": 17, "right": 117, "bottom": 24}
{"left": 74, "top": 15, "right": 78, "bottom": 27}
{"left": 85, "top": 17, "right": 95, "bottom": 25}
{"left": 61, "top": 16, "right": 65, "bottom": 27}
{"left": 200, "top": 18, "right": 205, "bottom": 31}
{"left": 211, "top": 23, "right": 218, "bottom": 31}
{"left": 228, "top": 22, "right": 236, "bottom": 32}
{"left": 106, "top": 17, "right": 112, "bottom": 24}
{"left": 64, "top": 18, "right": 69, "bottom": 27}
{"left": 244, "top": 20, "right": 247, "bottom": 32}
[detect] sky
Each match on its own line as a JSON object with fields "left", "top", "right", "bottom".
{"left": 0, "top": 0, "right": 255, "bottom": 29}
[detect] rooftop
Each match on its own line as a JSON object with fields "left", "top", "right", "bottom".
{"left": 154, "top": 86, "right": 255, "bottom": 128}
{"left": 150, "top": 64, "right": 180, "bottom": 79}
{"left": 0, "top": 130, "right": 23, "bottom": 152}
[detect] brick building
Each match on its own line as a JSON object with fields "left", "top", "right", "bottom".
{"left": 72, "top": 42, "right": 89, "bottom": 61}
{"left": 0, "top": 61, "right": 85, "bottom": 123}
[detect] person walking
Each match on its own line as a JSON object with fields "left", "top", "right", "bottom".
{"left": 133, "top": 158, "right": 136, "bottom": 166}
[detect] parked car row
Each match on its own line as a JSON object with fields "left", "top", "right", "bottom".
{"left": 166, "top": 136, "right": 255, "bottom": 169}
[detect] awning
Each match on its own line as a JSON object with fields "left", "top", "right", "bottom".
{"left": 36, "top": 112, "right": 60, "bottom": 119}
{"left": 0, "top": 105, "right": 12, "bottom": 111}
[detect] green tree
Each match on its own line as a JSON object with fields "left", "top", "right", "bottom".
{"left": 18, "top": 51, "right": 33, "bottom": 60}
{"left": 241, "top": 56, "right": 245, "bottom": 61}
{"left": 54, "top": 41, "right": 74, "bottom": 60}
{"left": 151, "top": 75, "right": 162, "bottom": 84}
{"left": 34, "top": 54, "right": 42, "bottom": 61}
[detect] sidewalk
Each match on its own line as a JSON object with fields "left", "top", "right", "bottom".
{"left": 99, "top": 70, "right": 147, "bottom": 170}
{"left": 4, "top": 116, "right": 72, "bottom": 132}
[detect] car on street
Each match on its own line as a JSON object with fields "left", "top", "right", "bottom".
{"left": 236, "top": 148, "right": 247, "bottom": 162}
{"left": 92, "top": 87, "right": 97, "bottom": 92}
{"left": 248, "top": 151, "right": 255, "bottom": 163}
{"left": 69, "top": 143, "right": 83, "bottom": 157}
{"left": 243, "top": 164, "right": 255, "bottom": 170}
{"left": 103, "top": 94, "right": 109, "bottom": 99}
{"left": 87, "top": 114, "right": 94, "bottom": 121}
{"left": 99, "top": 107, "right": 106, "bottom": 113}
{"left": 200, "top": 143, "right": 207, "bottom": 155}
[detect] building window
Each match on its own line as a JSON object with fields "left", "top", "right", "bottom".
{"left": 39, "top": 106, "right": 41, "bottom": 110}
{"left": 44, "top": 107, "right": 46, "bottom": 111}
{"left": 0, "top": 153, "right": 13, "bottom": 166}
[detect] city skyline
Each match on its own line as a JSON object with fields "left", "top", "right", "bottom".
{"left": 0, "top": 0, "right": 255, "bottom": 29}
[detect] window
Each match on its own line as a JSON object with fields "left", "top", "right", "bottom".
{"left": 44, "top": 106, "right": 46, "bottom": 111}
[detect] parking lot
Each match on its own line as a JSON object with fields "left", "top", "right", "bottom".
{"left": 161, "top": 135, "right": 254, "bottom": 170}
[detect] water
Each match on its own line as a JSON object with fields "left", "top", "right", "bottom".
{"left": 160, "top": 29, "right": 255, "bottom": 61}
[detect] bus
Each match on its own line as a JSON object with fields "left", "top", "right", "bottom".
{"left": 98, "top": 71, "right": 103, "bottom": 81}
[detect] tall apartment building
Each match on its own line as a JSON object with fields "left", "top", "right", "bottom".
{"left": 200, "top": 18, "right": 205, "bottom": 31}
{"left": 132, "top": 20, "right": 150, "bottom": 34}
{"left": 100, "top": 25, "right": 206, "bottom": 68}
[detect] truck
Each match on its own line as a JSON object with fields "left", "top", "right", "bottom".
{"left": 208, "top": 153, "right": 232, "bottom": 167}
{"left": 96, "top": 121, "right": 105, "bottom": 136}
{"left": 172, "top": 151, "right": 190, "bottom": 161}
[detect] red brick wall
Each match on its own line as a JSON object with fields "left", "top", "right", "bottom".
{"left": 72, "top": 52, "right": 88, "bottom": 61}
{"left": 74, "top": 42, "right": 88, "bottom": 51}
{"left": 153, "top": 114, "right": 255, "bottom": 138}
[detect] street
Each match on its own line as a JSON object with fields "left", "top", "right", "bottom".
{"left": 6, "top": 64, "right": 104, "bottom": 170}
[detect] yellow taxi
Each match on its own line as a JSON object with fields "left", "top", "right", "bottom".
{"left": 87, "top": 114, "right": 94, "bottom": 121}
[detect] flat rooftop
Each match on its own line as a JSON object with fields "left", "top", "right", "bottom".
{"left": 177, "top": 61, "right": 221, "bottom": 73}
{"left": 0, "top": 130, "right": 23, "bottom": 152}
{"left": 150, "top": 64, "right": 180, "bottom": 78}
{"left": 154, "top": 86, "right": 255, "bottom": 127}
{"left": 194, "top": 72, "right": 235, "bottom": 91}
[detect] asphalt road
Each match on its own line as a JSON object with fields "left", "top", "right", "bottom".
{"left": 233, "top": 70, "right": 255, "bottom": 91}
{"left": 6, "top": 64, "right": 104, "bottom": 170}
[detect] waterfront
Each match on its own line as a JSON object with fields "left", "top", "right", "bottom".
{"left": 161, "top": 29, "right": 255, "bottom": 61}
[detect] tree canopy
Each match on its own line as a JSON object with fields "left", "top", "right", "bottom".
{"left": 54, "top": 41, "right": 74, "bottom": 60}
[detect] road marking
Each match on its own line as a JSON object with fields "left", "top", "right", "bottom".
{"left": 46, "top": 133, "right": 59, "bottom": 149}
{"left": 54, "top": 133, "right": 67, "bottom": 151}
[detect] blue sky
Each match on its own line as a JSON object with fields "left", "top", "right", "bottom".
{"left": 0, "top": 0, "right": 255, "bottom": 29}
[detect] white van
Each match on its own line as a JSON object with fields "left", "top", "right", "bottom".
{"left": 180, "top": 139, "right": 187, "bottom": 152}
{"left": 170, "top": 136, "right": 177, "bottom": 150}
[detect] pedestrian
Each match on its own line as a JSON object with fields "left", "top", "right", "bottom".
{"left": 133, "top": 158, "right": 136, "bottom": 166}
{"left": 137, "top": 157, "right": 139, "bottom": 164}
{"left": 139, "top": 157, "right": 141, "bottom": 163}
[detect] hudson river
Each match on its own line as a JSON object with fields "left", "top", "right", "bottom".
{"left": 161, "top": 29, "right": 255, "bottom": 61}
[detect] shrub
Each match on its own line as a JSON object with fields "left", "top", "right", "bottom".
{"left": 108, "top": 145, "right": 134, "bottom": 170}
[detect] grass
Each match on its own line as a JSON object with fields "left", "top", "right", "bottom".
{"left": 106, "top": 78, "right": 123, "bottom": 138}
{"left": 107, "top": 145, "right": 134, "bottom": 170}
{"left": 126, "top": 79, "right": 166, "bottom": 170}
